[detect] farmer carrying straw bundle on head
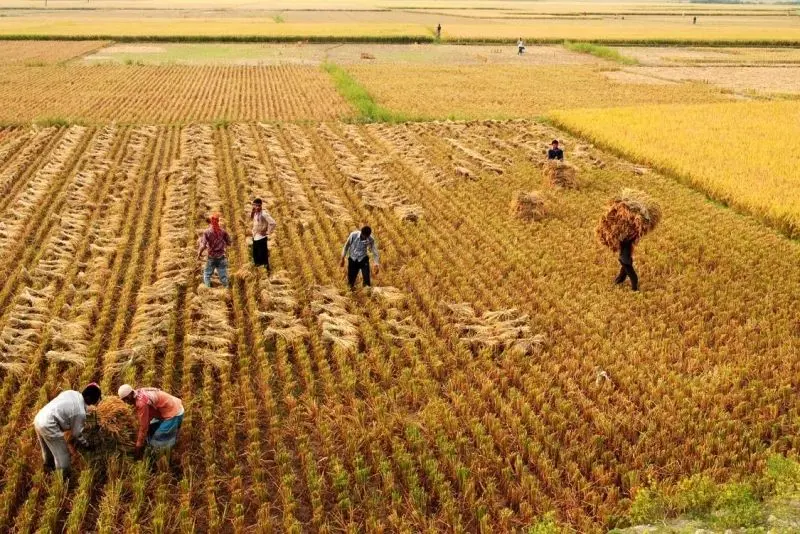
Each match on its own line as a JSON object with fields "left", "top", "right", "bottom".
{"left": 33, "top": 383, "right": 101, "bottom": 475}
{"left": 597, "top": 189, "right": 661, "bottom": 292}
{"left": 118, "top": 384, "right": 184, "bottom": 460}
{"left": 340, "top": 225, "right": 380, "bottom": 289}
{"left": 198, "top": 213, "right": 232, "bottom": 288}
{"left": 251, "top": 198, "right": 276, "bottom": 276}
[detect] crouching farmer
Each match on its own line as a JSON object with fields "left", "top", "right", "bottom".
{"left": 33, "top": 383, "right": 102, "bottom": 474}
{"left": 118, "top": 384, "right": 184, "bottom": 459}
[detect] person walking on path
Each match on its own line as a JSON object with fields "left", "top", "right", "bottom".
{"left": 517, "top": 38, "right": 526, "bottom": 55}
{"left": 340, "top": 226, "right": 380, "bottom": 289}
{"left": 547, "top": 139, "right": 564, "bottom": 160}
{"left": 251, "top": 198, "right": 276, "bottom": 276}
{"left": 436, "top": 23, "right": 442, "bottom": 39}
{"left": 33, "top": 383, "right": 101, "bottom": 474}
{"left": 198, "top": 213, "right": 232, "bottom": 288}
{"left": 118, "top": 384, "right": 184, "bottom": 459}
{"left": 614, "top": 238, "right": 639, "bottom": 291}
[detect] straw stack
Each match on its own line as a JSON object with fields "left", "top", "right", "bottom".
{"left": 597, "top": 188, "right": 662, "bottom": 250}
{"left": 510, "top": 191, "right": 547, "bottom": 221}
{"left": 543, "top": 160, "right": 578, "bottom": 189}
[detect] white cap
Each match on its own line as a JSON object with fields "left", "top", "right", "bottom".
{"left": 118, "top": 384, "right": 134, "bottom": 399}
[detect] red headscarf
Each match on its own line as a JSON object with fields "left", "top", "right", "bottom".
{"left": 210, "top": 213, "right": 221, "bottom": 234}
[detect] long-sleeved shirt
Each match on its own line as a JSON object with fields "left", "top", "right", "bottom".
{"left": 619, "top": 239, "right": 634, "bottom": 265}
{"left": 33, "top": 390, "right": 87, "bottom": 440}
{"left": 252, "top": 211, "right": 276, "bottom": 241}
{"left": 198, "top": 228, "right": 232, "bottom": 259}
{"left": 342, "top": 230, "right": 379, "bottom": 265}
{"left": 547, "top": 148, "right": 564, "bottom": 160}
{"left": 133, "top": 388, "right": 184, "bottom": 448}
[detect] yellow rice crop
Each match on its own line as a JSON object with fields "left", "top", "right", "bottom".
{"left": 551, "top": 101, "right": 800, "bottom": 237}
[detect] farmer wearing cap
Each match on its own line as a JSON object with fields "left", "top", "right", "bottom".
{"left": 198, "top": 213, "right": 232, "bottom": 288}
{"left": 118, "top": 385, "right": 184, "bottom": 459}
{"left": 340, "top": 225, "right": 380, "bottom": 289}
{"left": 251, "top": 198, "right": 276, "bottom": 276}
{"left": 33, "top": 383, "right": 101, "bottom": 473}
{"left": 547, "top": 140, "right": 564, "bottom": 161}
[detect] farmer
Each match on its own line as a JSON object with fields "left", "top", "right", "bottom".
{"left": 251, "top": 198, "right": 276, "bottom": 276}
{"left": 517, "top": 38, "right": 526, "bottom": 55}
{"left": 33, "top": 383, "right": 102, "bottom": 473}
{"left": 118, "top": 384, "right": 184, "bottom": 459}
{"left": 197, "top": 213, "right": 232, "bottom": 288}
{"left": 693, "top": 16, "right": 697, "bottom": 24}
{"left": 436, "top": 23, "right": 442, "bottom": 39}
{"left": 614, "top": 238, "right": 639, "bottom": 291}
{"left": 547, "top": 139, "right": 564, "bottom": 160}
{"left": 340, "top": 225, "right": 380, "bottom": 289}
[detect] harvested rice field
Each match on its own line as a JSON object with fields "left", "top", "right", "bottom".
{"left": 0, "top": 65, "right": 353, "bottom": 123}
{"left": 1, "top": 119, "right": 800, "bottom": 532}
{"left": 618, "top": 65, "right": 800, "bottom": 95}
{"left": 0, "top": 40, "right": 109, "bottom": 65}
{"left": 615, "top": 46, "right": 800, "bottom": 67}
{"left": 347, "top": 64, "right": 729, "bottom": 119}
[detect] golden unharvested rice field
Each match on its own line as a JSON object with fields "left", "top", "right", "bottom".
{"left": 551, "top": 101, "right": 800, "bottom": 238}
{"left": 0, "top": 65, "right": 353, "bottom": 123}
{"left": 2, "top": 119, "right": 800, "bottom": 532}
{"left": 347, "top": 64, "right": 729, "bottom": 119}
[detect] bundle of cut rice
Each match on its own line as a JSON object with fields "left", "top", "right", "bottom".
{"left": 542, "top": 160, "right": 578, "bottom": 189}
{"left": 510, "top": 191, "right": 547, "bottom": 221}
{"left": 597, "top": 188, "right": 662, "bottom": 251}
{"left": 93, "top": 396, "right": 137, "bottom": 450}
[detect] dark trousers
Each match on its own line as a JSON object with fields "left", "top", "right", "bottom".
{"left": 614, "top": 261, "right": 639, "bottom": 290}
{"left": 253, "top": 238, "right": 270, "bottom": 273}
{"left": 347, "top": 257, "right": 370, "bottom": 288}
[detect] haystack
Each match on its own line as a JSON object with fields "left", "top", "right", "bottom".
{"left": 543, "top": 160, "right": 578, "bottom": 189}
{"left": 93, "top": 396, "right": 137, "bottom": 451}
{"left": 510, "top": 191, "right": 547, "bottom": 221}
{"left": 597, "top": 188, "right": 662, "bottom": 250}
{"left": 360, "top": 52, "right": 375, "bottom": 60}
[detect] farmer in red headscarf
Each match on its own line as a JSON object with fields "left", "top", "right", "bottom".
{"left": 197, "top": 213, "right": 232, "bottom": 288}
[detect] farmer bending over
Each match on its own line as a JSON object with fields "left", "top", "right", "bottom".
{"left": 251, "top": 198, "right": 276, "bottom": 276}
{"left": 198, "top": 213, "right": 232, "bottom": 288}
{"left": 547, "top": 140, "right": 564, "bottom": 160}
{"left": 340, "top": 225, "right": 380, "bottom": 289}
{"left": 33, "top": 383, "right": 101, "bottom": 474}
{"left": 614, "top": 238, "right": 639, "bottom": 291}
{"left": 118, "top": 384, "right": 184, "bottom": 459}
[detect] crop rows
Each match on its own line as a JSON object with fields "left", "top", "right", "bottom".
{"left": 0, "top": 65, "right": 353, "bottom": 124}
{"left": 0, "top": 120, "right": 799, "bottom": 532}
{"left": 0, "top": 40, "right": 110, "bottom": 65}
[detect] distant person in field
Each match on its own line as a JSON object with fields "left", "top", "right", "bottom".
{"left": 693, "top": 16, "right": 697, "bottom": 24}
{"left": 547, "top": 139, "right": 564, "bottom": 160}
{"left": 251, "top": 198, "right": 276, "bottom": 276}
{"left": 33, "top": 383, "right": 101, "bottom": 474}
{"left": 436, "top": 23, "right": 442, "bottom": 39}
{"left": 198, "top": 213, "right": 232, "bottom": 288}
{"left": 118, "top": 384, "right": 184, "bottom": 460}
{"left": 340, "top": 225, "right": 380, "bottom": 289}
{"left": 517, "top": 38, "right": 526, "bottom": 55}
{"left": 614, "top": 238, "right": 639, "bottom": 291}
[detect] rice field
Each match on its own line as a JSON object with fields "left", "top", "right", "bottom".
{"left": 0, "top": 65, "right": 353, "bottom": 123}
{"left": 0, "top": 40, "right": 109, "bottom": 65}
{"left": 550, "top": 101, "right": 800, "bottom": 238}
{"left": 1, "top": 117, "right": 800, "bottom": 532}
{"left": 346, "top": 64, "right": 729, "bottom": 119}
{"left": 618, "top": 66, "right": 800, "bottom": 95}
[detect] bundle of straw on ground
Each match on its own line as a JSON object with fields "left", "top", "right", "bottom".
{"left": 597, "top": 188, "right": 662, "bottom": 251}
{"left": 543, "top": 160, "right": 578, "bottom": 189}
{"left": 511, "top": 191, "right": 547, "bottom": 221}
{"left": 93, "top": 396, "right": 137, "bottom": 451}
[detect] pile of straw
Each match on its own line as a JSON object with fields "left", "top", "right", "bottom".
{"left": 510, "top": 191, "right": 547, "bottom": 221}
{"left": 442, "top": 302, "right": 546, "bottom": 356}
{"left": 542, "top": 160, "right": 578, "bottom": 189}
{"left": 93, "top": 396, "right": 137, "bottom": 451}
{"left": 597, "top": 188, "right": 662, "bottom": 250}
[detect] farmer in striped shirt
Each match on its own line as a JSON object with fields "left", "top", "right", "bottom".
{"left": 197, "top": 213, "right": 232, "bottom": 288}
{"left": 340, "top": 226, "right": 380, "bottom": 289}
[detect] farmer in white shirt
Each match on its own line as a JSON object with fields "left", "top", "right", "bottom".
{"left": 517, "top": 38, "right": 526, "bottom": 55}
{"left": 251, "top": 198, "right": 276, "bottom": 275}
{"left": 340, "top": 225, "right": 380, "bottom": 289}
{"left": 33, "top": 383, "right": 101, "bottom": 474}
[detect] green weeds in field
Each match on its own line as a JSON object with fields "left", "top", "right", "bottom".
{"left": 563, "top": 41, "right": 639, "bottom": 65}
{"left": 323, "top": 62, "right": 410, "bottom": 123}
